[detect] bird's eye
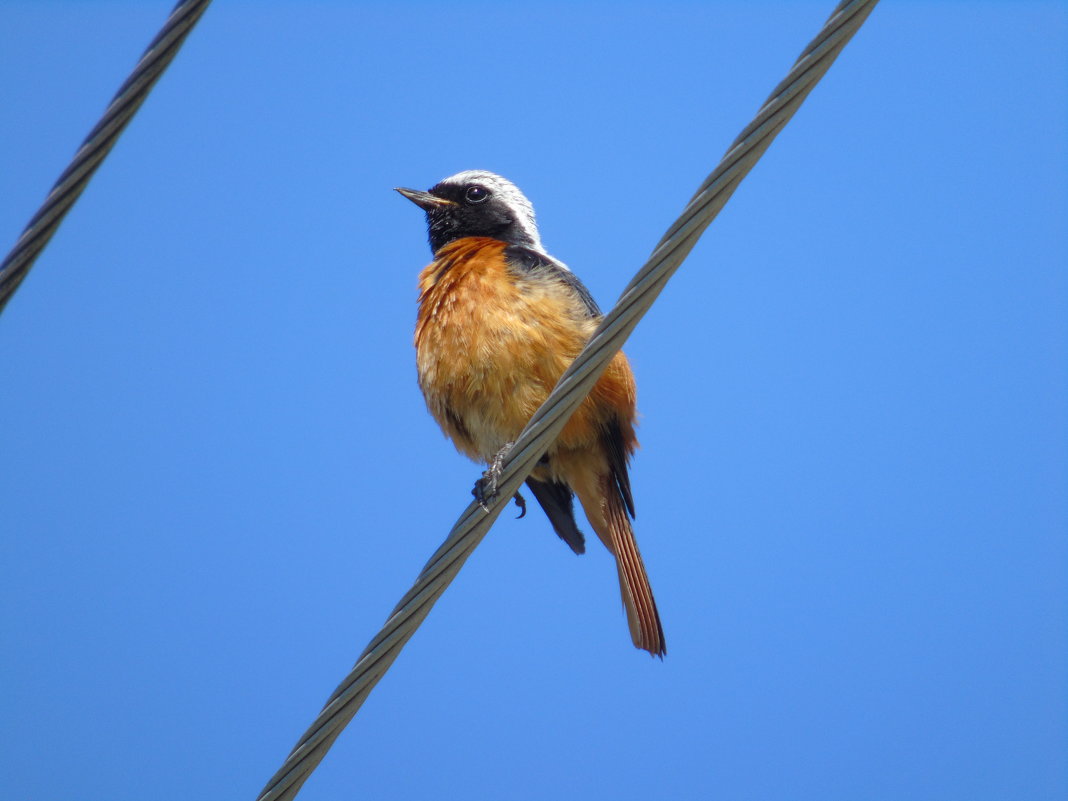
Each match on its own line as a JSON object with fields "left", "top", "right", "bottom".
{"left": 464, "top": 185, "right": 490, "bottom": 204}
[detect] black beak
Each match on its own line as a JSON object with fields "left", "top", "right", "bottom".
{"left": 395, "top": 187, "right": 454, "bottom": 212}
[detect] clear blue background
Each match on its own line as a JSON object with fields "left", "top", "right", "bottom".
{"left": 1, "top": 2, "right": 1064, "bottom": 800}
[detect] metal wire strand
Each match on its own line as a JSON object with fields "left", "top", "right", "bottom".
{"left": 0, "top": 0, "right": 213, "bottom": 315}
{"left": 257, "top": 1, "right": 879, "bottom": 799}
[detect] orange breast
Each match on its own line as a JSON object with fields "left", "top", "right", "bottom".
{"left": 415, "top": 237, "right": 636, "bottom": 464}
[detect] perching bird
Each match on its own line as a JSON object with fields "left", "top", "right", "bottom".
{"left": 397, "top": 170, "right": 665, "bottom": 657}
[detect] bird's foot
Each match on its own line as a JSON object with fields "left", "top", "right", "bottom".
{"left": 472, "top": 441, "right": 515, "bottom": 512}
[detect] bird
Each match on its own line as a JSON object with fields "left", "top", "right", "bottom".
{"left": 396, "top": 170, "right": 665, "bottom": 657}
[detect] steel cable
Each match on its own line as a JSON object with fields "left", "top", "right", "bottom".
{"left": 256, "top": 1, "right": 879, "bottom": 799}
{"left": 0, "top": 0, "right": 213, "bottom": 315}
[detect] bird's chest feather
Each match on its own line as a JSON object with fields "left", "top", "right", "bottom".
{"left": 414, "top": 238, "right": 591, "bottom": 460}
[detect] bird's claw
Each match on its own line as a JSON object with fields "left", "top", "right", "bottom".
{"left": 472, "top": 474, "right": 496, "bottom": 511}
{"left": 472, "top": 442, "right": 516, "bottom": 513}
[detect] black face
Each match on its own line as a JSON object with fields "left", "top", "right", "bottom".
{"left": 418, "top": 180, "right": 535, "bottom": 254}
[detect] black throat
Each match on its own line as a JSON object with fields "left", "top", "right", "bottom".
{"left": 423, "top": 183, "right": 538, "bottom": 254}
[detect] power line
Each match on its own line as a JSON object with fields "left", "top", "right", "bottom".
{"left": 256, "top": 1, "right": 880, "bottom": 799}
{"left": 0, "top": 0, "right": 213, "bottom": 315}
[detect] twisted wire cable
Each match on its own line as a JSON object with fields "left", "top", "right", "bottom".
{"left": 257, "top": 2, "right": 879, "bottom": 798}
{"left": 0, "top": 0, "right": 213, "bottom": 315}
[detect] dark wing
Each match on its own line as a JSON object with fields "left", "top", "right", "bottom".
{"left": 504, "top": 244, "right": 601, "bottom": 318}
{"left": 506, "top": 243, "right": 602, "bottom": 550}
{"left": 525, "top": 477, "right": 585, "bottom": 555}
{"left": 604, "top": 417, "right": 635, "bottom": 518}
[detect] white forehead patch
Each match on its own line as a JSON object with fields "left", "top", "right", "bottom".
{"left": 437, "top": 170, "right": 546, "bottom": 254}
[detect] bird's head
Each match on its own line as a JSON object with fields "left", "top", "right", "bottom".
{"left": 396, "top": 170, "right": 544, "bottom": 254}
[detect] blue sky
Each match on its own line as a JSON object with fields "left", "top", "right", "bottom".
{"left": 1, "top": 2, "right": 1065, "bottom": 800}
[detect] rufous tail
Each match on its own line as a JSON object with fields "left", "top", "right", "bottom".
{"left": 580, "top": 475, "right": 666, "bottom": 657}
